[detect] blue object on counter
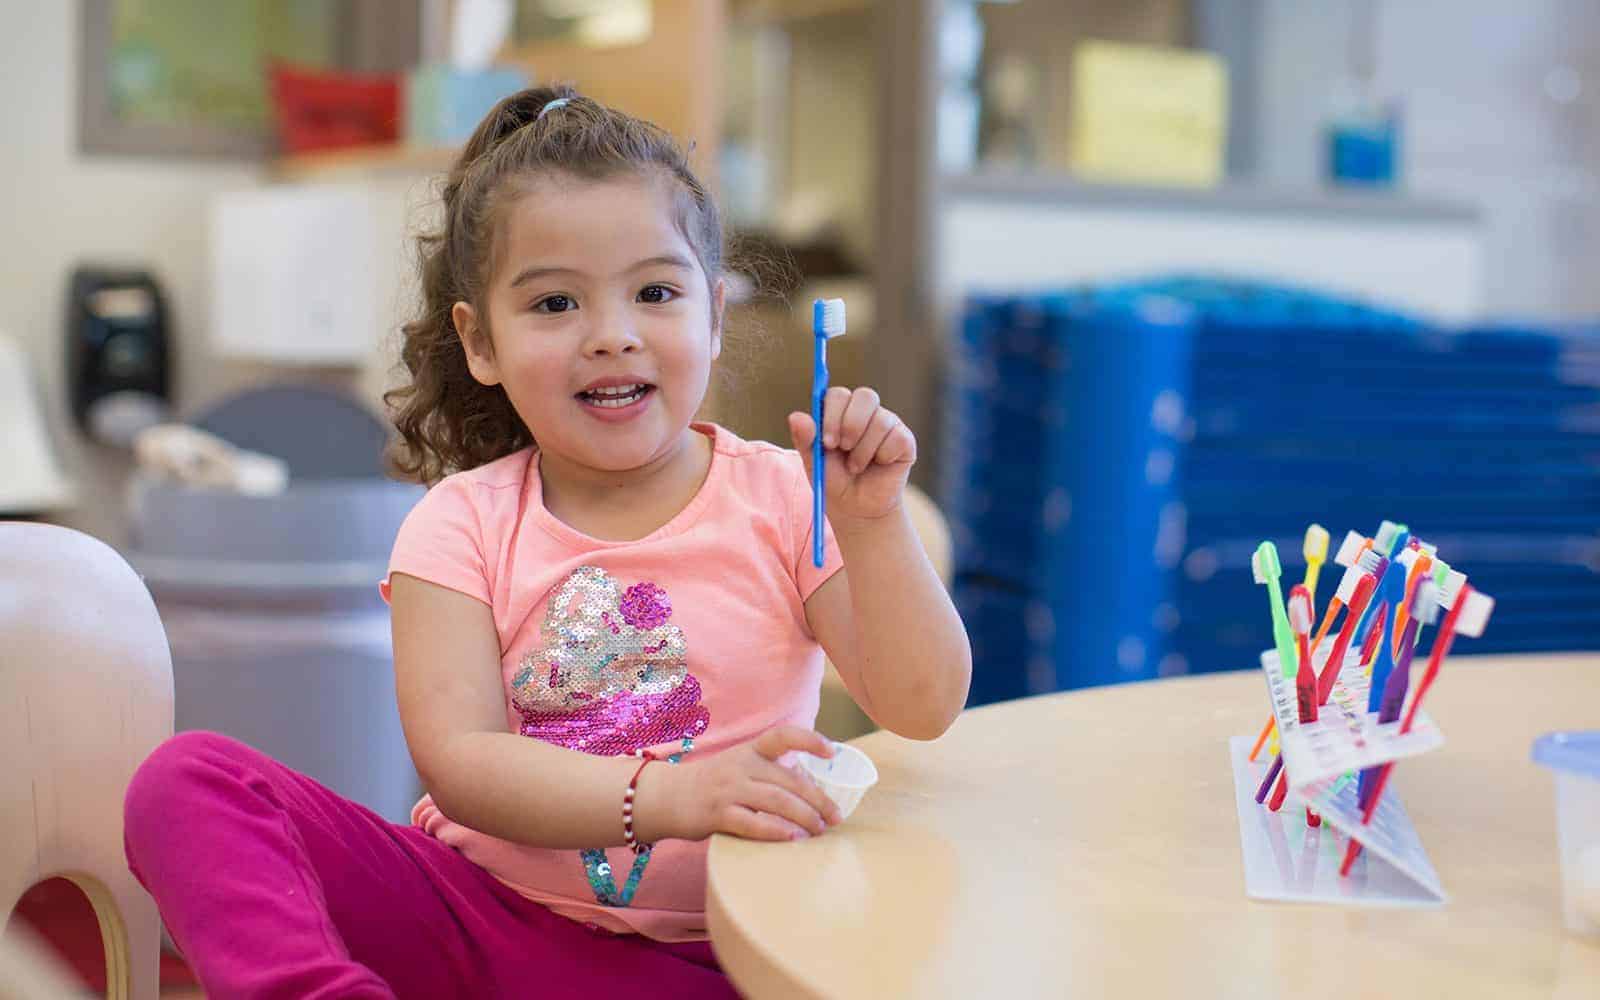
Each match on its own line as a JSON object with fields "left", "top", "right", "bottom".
{"left": 407, "top": 65, "right": 530, "bottom": 146}
{"left": 1326, "top": 101, "right": 1400, "bottom": 187}
{"left": 1534, "top": 731, "right": 1600, "bottom": 780}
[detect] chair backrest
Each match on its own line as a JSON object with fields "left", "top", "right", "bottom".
{"left": 192, "top": 384, "right": 390, "bottom": 480}
{"left": 0, "top": 522, "right": 173, "bottom": 933}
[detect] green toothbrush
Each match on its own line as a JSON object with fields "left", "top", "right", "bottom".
{"left": 1252, "top": 541, "right": 1297, "bottom": 679}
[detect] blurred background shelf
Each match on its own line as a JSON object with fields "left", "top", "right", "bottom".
{"left": 270, "top": 144, "right": 457, "bottom": 182}
{"left": 941, "top": 170, "right": 1481, "bottom": 223}
{"left": 729, "top": 0, "right": 868, "bottom": 23}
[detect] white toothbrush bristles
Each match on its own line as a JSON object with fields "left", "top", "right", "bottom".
{"left": 1251, "top": 546, "right": 1278, "bottom": 584}
{"left": 814, "top": 298, "right": 847, "bottom": 338}
{"left": 1376, "top": 520, "right": 1401, "bottom": 553}
{"left": 1334, "top": 530, "right": 1366, "bottom": 567}
{"left": 1413, "top": 580, "right": 1443, "bottom": 626}
{"left": 1454, "top": 590, "right": 1495, "bottom": 637}
{"left": 1333, "top": 563, "right": 1364, "bottom": 603}
{"left": 1288, "top": 592, "right": 1311, "bottom": 633}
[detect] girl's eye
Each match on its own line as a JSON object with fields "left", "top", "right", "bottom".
{"left": 534, "top": 294, "right": 575, "bottom": 314}
{"left": 638, "top": 284, "right": 676, "bottom": 304}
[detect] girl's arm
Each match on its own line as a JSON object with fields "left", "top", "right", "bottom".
{"left": 390, "top": 573, "right": 840, "bottom": 848}
{"left": 790, "top": 391, "right": 973, "bottom": 741}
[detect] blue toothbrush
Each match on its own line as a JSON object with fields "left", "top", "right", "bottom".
{"left": 1353, "top": 523, "right": 1408, "bottom": 647}
{"left": 811, "top": 298, "right": 847, "bottom": 567}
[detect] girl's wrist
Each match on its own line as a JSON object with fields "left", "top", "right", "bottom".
{"left": 831, "top": 501, "right": 908, "bottom": 544}
{"left": 628, "top": 755, "right": 683, "bottom": 844}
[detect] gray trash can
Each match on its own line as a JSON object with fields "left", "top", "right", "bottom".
{"left": 122, "top": 386, "right": 428, "bottom": 823}
{"left": 128, "top": 474, "right": 426, "bottom": 822}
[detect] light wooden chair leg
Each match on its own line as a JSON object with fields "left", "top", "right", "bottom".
{"left": 68, "top": 871, "right": 161, "bottom": 1000}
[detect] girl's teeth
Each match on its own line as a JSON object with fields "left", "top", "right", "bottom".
{"left": 585, "top": 386, "right": 647, "bottom": 408}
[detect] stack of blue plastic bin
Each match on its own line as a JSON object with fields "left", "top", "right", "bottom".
{"left": 945, "top": 277, "right": 1600, "bottom": 707}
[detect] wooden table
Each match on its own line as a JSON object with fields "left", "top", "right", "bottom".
{"left": 707, "top": 654, "right": 1600, "bottom": 998}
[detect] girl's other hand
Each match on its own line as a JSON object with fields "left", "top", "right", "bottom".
{"left": 644, "top": 726, "right": 843, "bottom": 842}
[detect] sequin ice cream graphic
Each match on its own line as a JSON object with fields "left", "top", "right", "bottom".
{"left": 511, "top": 566, "right": 710, "bottom": 757}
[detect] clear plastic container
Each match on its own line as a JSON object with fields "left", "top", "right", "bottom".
{"left": 1532, "top": 731, "right": 1600, "bottom": 937}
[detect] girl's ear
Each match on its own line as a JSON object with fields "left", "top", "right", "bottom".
{"left": 453, "top": 301, "right": 501, "bottom": 386}
{"left": 709, "top": 277, "right": 725, "bottom": 361}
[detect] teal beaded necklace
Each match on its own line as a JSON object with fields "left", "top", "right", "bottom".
{"left": 580, "top": 736, "right": 694, "bottom": 907}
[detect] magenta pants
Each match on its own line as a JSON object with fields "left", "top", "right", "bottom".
{"left": 123, "top": 732, "right": 740, "bottom": 999}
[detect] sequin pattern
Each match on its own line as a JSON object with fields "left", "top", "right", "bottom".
{"left": 511, "top": 566, "right": 710, "bottom": 758}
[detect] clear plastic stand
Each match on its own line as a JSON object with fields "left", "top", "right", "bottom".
{"left": 1260, "top": 647, "right": 1443, "bottom": 784}
{"left": 1229, "top": 648, "right": 1447, "bottom": 906}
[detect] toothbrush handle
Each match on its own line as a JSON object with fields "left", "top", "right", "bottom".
{"left": 811, "top": 337, "right": 827, "bottom": 568}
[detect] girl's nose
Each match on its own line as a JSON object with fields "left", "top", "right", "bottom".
{"left": 581, "top": 305, "right": 643, "bottom": 357}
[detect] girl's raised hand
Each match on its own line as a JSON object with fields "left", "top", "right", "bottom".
{"left": 788, "top": 386, "right": 917, "bottom": 525}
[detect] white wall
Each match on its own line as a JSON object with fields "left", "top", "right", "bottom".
{"left": 1, "top": 1, "right": 255, "bottom": 542}
{"left": 1252, "top": 0, "right": 1600, "bottom": 321}
{"left": 0, "top": 2, "right": 415, "bottom": 544}
{"left": 785, "top": 9, "right": 878, "bottom": 262}
{"left": 937, "top": 188, "right": 1483, "bottom": 323}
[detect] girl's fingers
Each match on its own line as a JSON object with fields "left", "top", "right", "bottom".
{"left": 788, "top": 411, "right": 816, "bottom": 449}
{"left": 836, "top": 387, "right": 881, "bottom": 451}
{"left": 847, "top": 407, "right": 898, "bottom": 474}
{"left": 878, "top": 418, "right": 917, "bottom": 465}
{"left": 755, "top": 725, "right": 834, "bottom": 762}
{"left": 721, "top": 805, "right": 809, "bottom": 842}
{"left": 820, "top": 386, "right": 852, "bottom": 449}
{"left": 788, "top": 412, "right": 816, "bottom": 477}
{"left": 765, "top": 758, "right": 843, "bottom": 826}
{"left": 743, "top": 782, "right": 829, "bottom": 836}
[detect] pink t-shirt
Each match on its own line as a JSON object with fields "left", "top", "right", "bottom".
{"left": 382, "top": 423, "right": 843, "bottom": 941}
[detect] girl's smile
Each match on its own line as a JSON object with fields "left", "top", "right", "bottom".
{"left": 576, "top": 376, "right": 656, "bottom": 421}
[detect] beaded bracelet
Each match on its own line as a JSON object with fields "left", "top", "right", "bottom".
{"left": 623, "top": 751, "right": 660, "bottom": 854}
{"left": 581, "top": 736, "right": 693, "bottom": 908}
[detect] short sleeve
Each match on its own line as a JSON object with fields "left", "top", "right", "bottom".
{"left": 381, "top": 474, "right": 493, "bottom": 606}
{"left": 787, "top": 454, "right": 845, "bottom": 600}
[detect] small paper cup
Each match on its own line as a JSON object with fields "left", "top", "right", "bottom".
{"left": 796, "top": 741, "right": 879, "bottom": 821}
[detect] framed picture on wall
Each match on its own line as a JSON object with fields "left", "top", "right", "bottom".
{"left": 511, "top": 0, "right": 652, "bottom": 48}
{"left": 77, "top": 0, "right": 419, "bottom": 159}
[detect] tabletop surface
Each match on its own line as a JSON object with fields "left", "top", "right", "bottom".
{"left": 707, "top": 654, "right": 1600, "bottom": 999}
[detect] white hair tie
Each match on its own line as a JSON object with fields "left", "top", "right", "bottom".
{"left": 537, "top": 97, "right": 572, "bottom": 121}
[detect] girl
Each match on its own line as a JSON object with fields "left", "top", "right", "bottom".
{"left": 123, "top": 86, "right": 970, "bottom": 998}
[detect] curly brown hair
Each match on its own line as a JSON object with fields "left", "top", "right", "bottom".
{"left": 385, "top": 85, "right": 727, "bottom": 485}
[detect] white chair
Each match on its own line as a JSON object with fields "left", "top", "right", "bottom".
{"left": 0, "top": 924, "right": 80, "bottom": 1000}
{"left": 1, "top": 522, "right": 173, "bottom": 1000}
